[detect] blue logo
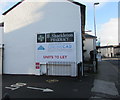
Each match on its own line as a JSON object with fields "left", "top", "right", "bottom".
{"left": 38, "top": 45, "right": 45, "bottom": 50}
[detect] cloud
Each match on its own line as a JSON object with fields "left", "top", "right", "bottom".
{"left": 75, "top": 0, "right": 119, "bottom": 3}
{"left": 98, "top": 18, "right": 118, "bottom": 46}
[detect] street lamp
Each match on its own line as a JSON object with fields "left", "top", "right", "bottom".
{"left": 94, "top": 2, "right": 99, "bottom": 37}
{"left": 93, "top": 2, "right": 99, "bottom": 73}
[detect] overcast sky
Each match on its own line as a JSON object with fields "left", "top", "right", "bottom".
{"left": 0, "top": 0, "right": 119, "bottom": 46}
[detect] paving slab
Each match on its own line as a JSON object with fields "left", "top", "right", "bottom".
{"left": 91, "top": 60, "right": 120, "bottom": 99}
{"left": 91, "top": 79, "right": 119, "bottom": 96}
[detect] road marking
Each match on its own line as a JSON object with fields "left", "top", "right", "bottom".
{"left": 16, "top": 83, "right": 26, "bottom": 86}
{"left": 90, "top": 96, "right": 102, "bottom": 99}
{"left": 27, "top": 86, "right": 53, "bottom": 92}
{"left": 46, "top": 79, "right": 59, "bottom": 83}
{"left": 91, "top": 79, "right": 119, "bottom": 96}
{"left": 5, "top": 87, "right": 19, "bottom": 91}
{"left": 5, "top": 83, "right": 27, "bottom": 91}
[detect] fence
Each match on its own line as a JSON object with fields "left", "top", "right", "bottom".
{"left": 46, "top": 62, "right": 77, "bottom": 77}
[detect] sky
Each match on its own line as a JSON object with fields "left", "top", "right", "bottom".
{"left": 0, "top": 0, "right": 119, "bottom": 46}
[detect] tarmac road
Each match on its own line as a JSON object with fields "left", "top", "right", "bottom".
{"left": 2, "top": 73, "right": 94, "bottom": 100}
{"left": 2, "top": 58, "right": 120, "bottom": 100}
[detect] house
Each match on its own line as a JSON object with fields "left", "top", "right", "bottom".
{"left": 2, "top": 0, "right": 86, "bottom": 77}
{"left": 98, "top": 45, "right": 115, "bottom": 58}
{"left": 98, "top": 45, "right": 120, "bottom": 58}
{"left": 83, "top": 33, "right": 96, "bottom": 61}
{"left": 113, "top": 45, "right": 120, "bottom": 57}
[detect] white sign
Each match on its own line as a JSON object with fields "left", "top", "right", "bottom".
{"left": 35, "top": 32, "right": 76, "bottom": 63}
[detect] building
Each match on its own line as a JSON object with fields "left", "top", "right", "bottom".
{"left": 98, "top": 45, "right": 120, "bottom": 58}
{"left": 118, "top": 26, "right": 120, "bottom": 45}
{"left": 0, "top": 22, "right": 4, "bottom": 75}
{"left": 114, "top": 45, "right": 120, "bottom": 57}
{"left": 2, "top": 0, "right": 86, "bottom": 77}
{"left": 98, "top": 46, "right": 114, "bottom": 58}
{"left": 83, "top": 33, "right": 96, "bottom": 61}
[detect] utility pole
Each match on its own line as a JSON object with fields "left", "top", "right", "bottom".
{"left": 93, "top": 2, "right": 99, "bottom": 72}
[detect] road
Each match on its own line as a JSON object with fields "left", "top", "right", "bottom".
{"left": 105, "top": 58, "right": 120, "bottom": 96}
{"left": 1, "top": 58, "right": 120, "bottom": 100}
{"left": 2, "top": 74, "right": 94, "bottom": 99}
{"left": 90, "top": 58, "right": 120, "bottom": 99}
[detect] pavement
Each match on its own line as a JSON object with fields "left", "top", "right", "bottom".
{"left": 90, "top": 58, "right": 120, "bottom": 99}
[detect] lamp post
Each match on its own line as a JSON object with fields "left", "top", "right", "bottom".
{"left": 94, "top": 2, "right": 99, "bottom": 37}
{"left": 93, "top": 2, "right": 99, "bottom": 73}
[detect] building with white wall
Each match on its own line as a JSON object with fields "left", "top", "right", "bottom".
{"left": 83, "top": 33, "right": 96, "bottom": 61}
{"left": 118, "top": 34, "right": 120, "bottom": 45}
{"left": 2, "top": 0, "right": 86, "bottom": 77}
{"left": 113, "top": 45, "right": 120, "bottom": 57}
{"left": 98, "top": 45, "right": 120, "bottom": 58}
{"left": 0, "top": 22, "right": 4, "bottom": 75}
{"left": 98, "top": 46, "right": 115, "bottom": 58}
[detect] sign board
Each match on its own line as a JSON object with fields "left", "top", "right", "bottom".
{"left": 36, "top": 32, "right": 76, "bottom": 63}
{"left": 46, "top": 32, "right": 74, "bottom": 42}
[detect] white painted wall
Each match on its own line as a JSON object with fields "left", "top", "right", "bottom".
{"left": 4, "top": 1, "right": 83, "bottom": 75}
{"left": 99, "top": 48, "right": 107, "bottom": 57}
{"left": 0, "top": 27, "right": 3, "bottom": 75}
{"left": 99, "top": 47, "right": 114, "bottom": 58}
{"left": 114, "top": 47, "right": 120, "bottom": 57}
{"left": 84, "top": 38, "right": 95, "bottom": 60}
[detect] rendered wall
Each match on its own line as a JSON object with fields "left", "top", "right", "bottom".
{"left": 4, "top": 1, "right": 82, "bottom": 75}
{"left": 84, "top": 39, "right": 94, "bottom": 60}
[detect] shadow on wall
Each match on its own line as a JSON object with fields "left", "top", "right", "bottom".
{"left": 3, "top": 2, "right": 80, "bottom": 74}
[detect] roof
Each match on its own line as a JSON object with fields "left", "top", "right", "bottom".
{"left": 114, "top": 45, "right": 120, "bottom": 48}
{"left": 84, "top": 33, "right": 96, "bottom": 39}
{"left": 98, "top": 45, "right": 114, "bottom": 48}
{"left": 2, "top": 0, "right": 85, "bottom": 15}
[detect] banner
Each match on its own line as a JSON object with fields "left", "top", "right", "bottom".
{"left": 36, "top": 32, "right": 76, "bottom": 63}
